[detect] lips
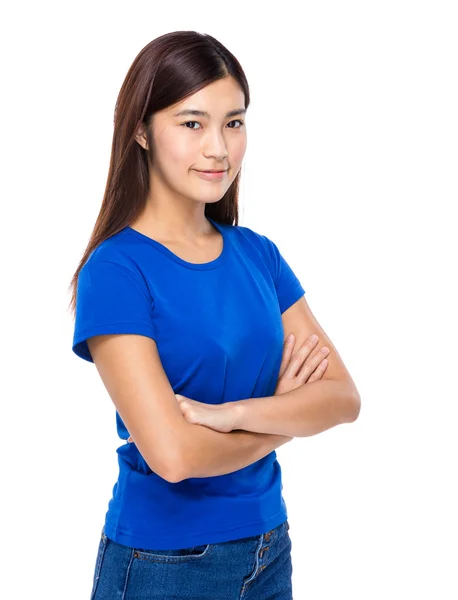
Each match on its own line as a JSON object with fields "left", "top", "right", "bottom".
{"left": 193, "top": 169, "right": 228, "bottom": 181}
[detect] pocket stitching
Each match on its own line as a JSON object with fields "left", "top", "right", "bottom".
{"left": 133, "top": 543, "right": 212, "bottom": 562}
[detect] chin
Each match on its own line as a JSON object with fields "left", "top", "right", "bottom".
{"left": 205, "top": 196, "right": 226, "bottom": 204}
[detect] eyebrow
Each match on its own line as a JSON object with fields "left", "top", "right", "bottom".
{"left": 173, "top": 108, "right": 247, "bottom": 119}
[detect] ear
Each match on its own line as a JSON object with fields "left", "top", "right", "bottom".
{"left": 134, "top": 125, "right": 149, "bottom": 150}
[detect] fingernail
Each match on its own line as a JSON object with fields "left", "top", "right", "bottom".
{"left": 310, "top": 334, "right": 318, "bottom": 342}
{"left": 287, "top": 334, "right": 294, "bottom": 343}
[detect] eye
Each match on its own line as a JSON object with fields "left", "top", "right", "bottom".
{"left": 228, "top": 119, "right": 244, "bottom": 128}
{"left": 181, "top": 120, "right": 244, "bottom": 130}
{"left": 182, "top": 121, "right": 202, "bottom": 130}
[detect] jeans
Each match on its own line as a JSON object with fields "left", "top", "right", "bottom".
{"left": 90, "top": 520, "right": 293, "bottom": 599}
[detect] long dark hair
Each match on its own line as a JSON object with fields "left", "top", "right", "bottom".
{"left": 68, "top": 31, "right": 250, "bottom": 317}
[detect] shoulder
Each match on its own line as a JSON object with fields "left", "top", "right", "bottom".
{"left": 81, "top": 229, "right": 145, "bottom": 280}
{"left": 231, "top": 223, "right": 277, "bottom": 260}
{"left": 230, "top": 224, "right": 284, "bottom": 284}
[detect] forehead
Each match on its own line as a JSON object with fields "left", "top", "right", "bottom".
{"left": 163, "top": 77, "right": 246, "bottom": 118}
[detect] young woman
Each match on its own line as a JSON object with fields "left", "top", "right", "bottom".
{"left": 69, "top": 30, "right": 360, "bottom": 600}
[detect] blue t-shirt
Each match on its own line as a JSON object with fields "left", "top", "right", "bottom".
{"left": 72, "top": 217, "right": 305, "bottom": 550}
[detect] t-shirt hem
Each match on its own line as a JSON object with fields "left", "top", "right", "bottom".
{"left": 74, "top": 321, "right": 157, "bottom": 340}
{"left": 279, "top": 284, "right": 306, "bottom": 314}
{"left": 72, "top": 322, "right": 157, "bottom": 361}
{"left": 103, "top": 509, "right": 288, "bottom": 550}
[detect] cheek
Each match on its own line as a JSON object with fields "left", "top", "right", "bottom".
{"left": 159, "top": 132, "right": 196, "bottom": 166}
{"left": 230, "top": 137, "right": 247, "bottom": 166}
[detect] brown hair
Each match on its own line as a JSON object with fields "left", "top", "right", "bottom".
{"left": 67, "top": 31, "right": 250, "bottom": 317}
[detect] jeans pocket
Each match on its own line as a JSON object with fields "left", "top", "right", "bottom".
{"left": 133, "top": 543, "right": 212, "bottom": 563}
{"left": 90, "top": 530, "right": 109, "bottom": 600}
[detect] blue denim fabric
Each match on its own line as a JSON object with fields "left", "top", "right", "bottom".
{"left": 90, "top": 520, "right": 293, "bottom": 599}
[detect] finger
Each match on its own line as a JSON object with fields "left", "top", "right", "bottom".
{"left": 307, "top": 358, "right": 329, "bottom": 382}
{"left": 297, "top": 348, "right": 330, "bottom": 383}
{"left": 182, "top": 405, "right": 199, "bottom": 425}
{"left": 284, "top": 335, "right": 320, "bottom": 378}
{"left": 278, "top": 334, "right": 296, "bottom": 378}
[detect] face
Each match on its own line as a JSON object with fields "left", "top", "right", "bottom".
{"left": 136, "top": 76, "right": 247, "bottom": 207}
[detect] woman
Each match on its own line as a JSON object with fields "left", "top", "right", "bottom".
{"left": 69, "top": 30, "right": 360, "bottom": 600}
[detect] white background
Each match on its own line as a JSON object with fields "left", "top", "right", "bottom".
{"left": 2, "top": 1, "right": 457, "bottom": 598}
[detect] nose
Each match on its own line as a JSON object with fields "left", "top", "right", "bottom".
{"left": 203, "top": 130, "right": 228, "bottom": 161}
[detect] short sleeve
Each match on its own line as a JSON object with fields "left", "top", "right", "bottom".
{"left": 72, "top": 259, "right": 157, "bottom": 363}
{"left": 262, "top": 236, "right": 306, "bottom": 314}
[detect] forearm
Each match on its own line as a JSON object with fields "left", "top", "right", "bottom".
{"left": 233, "top": 380, "right": 361, "bottom": 438}
{"left": 174, "top": 420, "right": 293, "bottom": 482}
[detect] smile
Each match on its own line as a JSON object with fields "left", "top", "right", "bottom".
{"left": 193, "top": 170, "right": 227, "bottom": 181}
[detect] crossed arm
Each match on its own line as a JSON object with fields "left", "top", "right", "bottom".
{"left": 125, "top": 295, "right": 361, "bottom": 482}
{"left": 251, "top": 294, "right": 361, "bottom": 436}
{"left": 174, "top": 296, "right": 360, "bottom": 481}
{"left": 232, "top": 378, "right": 359, "bottom": 437}
{"left": 177, "top": 296, "right": 361, "bottom": 440}
{"left": 128, "top": 375, "right": 358, "bottom": 482}
{"left": 171, "top": 377, "right": 359, "bottom": 482}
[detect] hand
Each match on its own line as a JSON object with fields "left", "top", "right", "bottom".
{"left": 126, "top": 394, "right": 237, "bottom": 441}
{"left": 274, "top": 333, "right": 329, "bottom": 396}
{"left": 175, "top": 394, "right": 237, "bottom": 433}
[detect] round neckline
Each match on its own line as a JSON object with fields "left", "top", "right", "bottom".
{"left": 123, "top": 217, "right": 231, "bottom": 271}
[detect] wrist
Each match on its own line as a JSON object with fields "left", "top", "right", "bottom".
{"left": 229, "top": 400, "right": 247, "bottom": 431}
{"left": 229, "top": 399, "right": 294, "bottom": 441}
